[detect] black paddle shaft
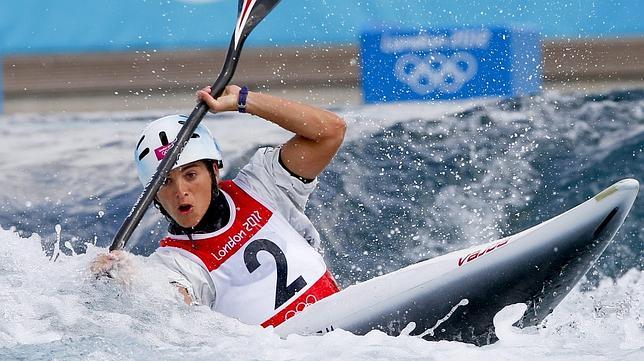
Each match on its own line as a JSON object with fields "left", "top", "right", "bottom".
{"left": 110, "top": 0, "right": 282, "bottom": 251}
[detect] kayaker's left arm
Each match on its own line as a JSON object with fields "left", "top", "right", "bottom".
{"left": 197, "top": 85, "right": 346, "bottom": 180}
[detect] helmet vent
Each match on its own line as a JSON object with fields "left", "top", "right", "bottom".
{"left": 138, "top": 148, "right": 150, "bottom": 160}
{"left": 191, "top": 133, "right": 200, "bottom": 138}
{"left": 159, "top": 131, "right": 169, "bottom": 146}
{"left": 178, "top": 120, "right": 186, "bottom": 125}
{"left": 136, "top": 135, "right": 145, "bottom": 150}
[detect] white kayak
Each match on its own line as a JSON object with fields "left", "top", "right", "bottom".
{"left": 275, "top": 179, "right": 639, "bottom": 345}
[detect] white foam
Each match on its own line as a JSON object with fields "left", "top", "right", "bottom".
{"left": 1, "top": 227, "right": 642, "bottom": 360}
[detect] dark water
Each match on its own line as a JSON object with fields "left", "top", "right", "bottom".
{"left": 312, "top": 89, "right": 643, "bottom": 285}
{"left": 1, "top": 89, "right": 642, "bottom": 287}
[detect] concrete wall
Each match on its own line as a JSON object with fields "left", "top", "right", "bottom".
{"left": 4, "top": 39, "right": 643, "bottom": 99}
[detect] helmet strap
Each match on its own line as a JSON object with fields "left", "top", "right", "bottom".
{"left": 203, "top": 159, "right": 220, "bottom": 199}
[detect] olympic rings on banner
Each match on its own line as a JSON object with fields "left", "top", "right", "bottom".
{"left": 394, "top": 52, "right": 478, "bottom": 94}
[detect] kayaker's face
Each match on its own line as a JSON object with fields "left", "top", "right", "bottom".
{"left": 156, "top": 161, "right": 212, "bottom": 228}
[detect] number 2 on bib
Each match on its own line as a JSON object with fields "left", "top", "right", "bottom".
{"left": 243, "top": 239, "right": 307, "bottom": 309}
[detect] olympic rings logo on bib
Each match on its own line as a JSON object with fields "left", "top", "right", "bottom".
{"left": 394, "top": 52, "right": 478, "bottom": 94}
{"left": 284, "top": 294, "right": 318, "bottom": 322}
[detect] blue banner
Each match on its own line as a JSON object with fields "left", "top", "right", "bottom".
{"left": 360, "top": 26, "right": 542, "bottom": 103}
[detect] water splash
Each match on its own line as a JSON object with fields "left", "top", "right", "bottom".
{"left": 50, "top": 224, "right": 62, "bottom": 262}
{"left": 419, "top": 299, "right": 470, "bottom": 338}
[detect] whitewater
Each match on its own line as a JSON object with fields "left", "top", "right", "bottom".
{"left": 1, "top": 88, "right": 642, "bottom": 360}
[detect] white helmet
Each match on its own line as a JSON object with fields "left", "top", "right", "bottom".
{"left": 134, "top": 115, "right": 223, "bottom": 185}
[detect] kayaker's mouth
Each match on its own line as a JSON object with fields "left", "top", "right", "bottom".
{"left": 178, "top": 204, "right": 193, "bottom": 214}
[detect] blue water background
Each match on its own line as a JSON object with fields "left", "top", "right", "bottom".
{"left": 312, "top": 89, "right": 644, "bottom": 285}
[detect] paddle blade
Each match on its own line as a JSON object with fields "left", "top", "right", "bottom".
{"left": 233, "top": 0, "right": 282, "bottom": 50}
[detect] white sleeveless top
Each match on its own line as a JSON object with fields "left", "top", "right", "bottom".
{"left": 152, "top": 147, "right": 338, "bottom": 326}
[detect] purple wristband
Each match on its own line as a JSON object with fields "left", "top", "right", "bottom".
{"left": 238, "top": 86, "right": 249, "bottom": 113}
